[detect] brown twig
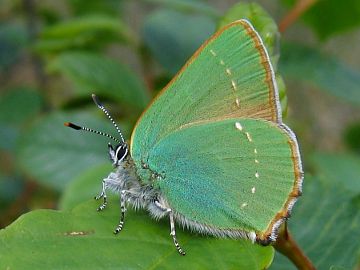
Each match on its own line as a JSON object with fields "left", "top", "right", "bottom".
{"left": 274, "top": 222, "right": 316, "bottom": 270}
{"left": 278, "top": 0, "right": 318, "bottom": 33}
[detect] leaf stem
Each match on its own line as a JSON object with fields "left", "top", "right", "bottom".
{"left": 274, "top": 223, "right": 316, "bottom": 270}
{"left": 278, "top": 0, "right": 318, "bottom": 33}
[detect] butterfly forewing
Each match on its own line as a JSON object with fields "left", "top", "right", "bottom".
{"left": 131, "top": 20, "right": 280, "bottom": 161}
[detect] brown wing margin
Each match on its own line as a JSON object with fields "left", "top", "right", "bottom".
{"left": 257, "top": 123, "right": 304, "bottom": 244}
{"left": 240, "top": 20, "right": 282, "bottom": 124}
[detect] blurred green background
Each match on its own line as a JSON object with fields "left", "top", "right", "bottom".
{"left": 0, "top": 0, "right": 359, "bottom": 269}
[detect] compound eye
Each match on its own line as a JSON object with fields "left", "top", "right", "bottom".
{"left": 115, "top": 144, "right": 128, "bottom": 164}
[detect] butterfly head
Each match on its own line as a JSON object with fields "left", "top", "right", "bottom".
{"left": 108, "top": 142, "right": 128, "bottom": 166}
{"left": 64, "top": 94, "right": 128, "bottom": 167}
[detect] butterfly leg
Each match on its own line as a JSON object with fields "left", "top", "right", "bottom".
{"left": 170, "top": 211, "right": 186, "bottom": 256}
{"left": 155, "top": 200, "right": 186, "bottom": 256}
{"left": 95, "top": 179, "right": 107, "bottom": 211}
{"left": 114, "top": 190, "right": 127, "bottom": 234}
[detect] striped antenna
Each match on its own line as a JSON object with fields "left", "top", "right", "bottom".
{"left": 64, "top": 122, "right": 121, "bottom": 144}
{"left": 92, "top": 94, "right": 125, "bottom": 143}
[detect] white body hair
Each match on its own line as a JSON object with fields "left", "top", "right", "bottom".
{"left": 104, "top": 157, "right": 257, "bottom": 243}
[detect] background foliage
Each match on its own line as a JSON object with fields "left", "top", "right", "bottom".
{"left": 0, "top": 0, "right": 360, "bottom": 269}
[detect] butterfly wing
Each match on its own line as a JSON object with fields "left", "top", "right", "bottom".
{"left": 129, "top": 19, "right": 303, "bottom": 242}
{"left": 131, "top": 20, "right": 281, "bottom": 166}
{"left": 147, "top": 118, "right": 302, "bottom": 242}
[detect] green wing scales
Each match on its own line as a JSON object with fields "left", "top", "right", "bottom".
{"left": 130, "top": 20, "right": 303, "bottom": 242}
{"left": 131, "top": 20, "right": 280, "bottom": 162}
{"left": 148, "top": 119, "right": 301, "bottom": 241}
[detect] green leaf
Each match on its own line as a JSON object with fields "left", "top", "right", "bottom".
{"left": 0, "top": 199, "right": 274, "bottom": 269}
{"left": 0, "top": 125, "right": 17, "bottom": 152}
{"left": 68, "top": 0, "right": 123, "bottom": 16}
{"left": 344, "top": 122, "right": 360, "bottom": 154}
{"left": 270, "top": 175, "right": 360, "bottom": 269}
{"left": 142, "top": 9, "right": 215, "bottom": 75}
{"left": 49, "top": 52, "right": 150, "bottom": 111}
{"left": 311, "top": 152, "right": 360, "bottom": 197}
{"left": 35, "top": 15, "right": 136, "bottom": 52}
{"left": 16, "top": 111, "right": 121, "bottom": 191}
{"left": 0, "top": 88, "right": 43, "bottom": 151}
{"left": 0, "top": 87, "right": 43, "bottom": 124}
{"left": 276, "top": 75, "right": 288, "bottom": 118}
{"left": 280, "top": 42, "right": 360, "bottom": 105}
{"left": 0, "top": 174, "right": 24, "bottom": 207}
{"left": 0, "top": 22, "right": 28, "bottom": 71}
{"left": 282, "top": 0, "right": 360, "bottom": 40}
{"left": 142, "top": 0, "right": 220, "bottom": 18}
{"left": 218, "top": 2, "right": 280, "bottom": 69}
{"left": 59, "top": 163, "right": 112, "bottom": 210}
{"left": 329, "top": 266, "right": 348, "bottom": 270}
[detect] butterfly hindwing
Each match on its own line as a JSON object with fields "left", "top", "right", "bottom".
{"left": 147, "top": 118, "right": 301, "bottom": 241}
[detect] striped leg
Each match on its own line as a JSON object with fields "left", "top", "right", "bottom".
{"left": 155, "top": 201, "right": 185, "bottom": 256}
{"left": 114, "top": 190, "right": 127, "bottom": 234}
{"left": 95, "top": 179, "right": 107, "bottom": 211}
{"left": 169, "top": 211, "right": 186, "bottom": 256}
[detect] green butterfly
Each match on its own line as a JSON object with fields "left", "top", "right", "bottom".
{"left": 66, "top": 19, "right": 303, "bottom": 255}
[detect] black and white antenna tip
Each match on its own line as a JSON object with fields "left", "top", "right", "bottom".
{"left": 64, "top": 122, "right": 81, "bottom": 130}
{"left": 92, "top": 94, "right": 103, "bottom": 108}
{"left": 91, "top": 94, "right": 125, "bottom": 144}
{"left": 64, "top": 121, "right": 121, "bottom": 144}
